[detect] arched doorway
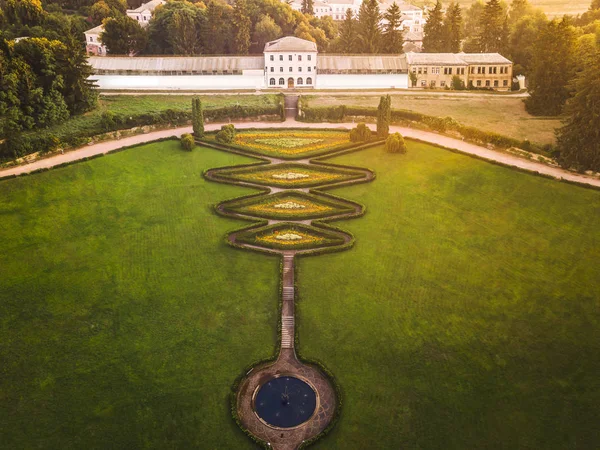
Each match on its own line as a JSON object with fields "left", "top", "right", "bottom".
{"left": 288, "top": 77, "right": 294, "bottom": 89}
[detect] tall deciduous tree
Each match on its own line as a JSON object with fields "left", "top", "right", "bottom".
{"left": 357, "top": 0, "right": 381, "bottom": 53}
{"left": 381, "top": 2, "right": 404, "bottom": 54}
{"left": 556, "top": 48, "right": 600, "bottom": 171}
{"left": 232, "top": 0, "right": 251, "bottom": 54}
{"left": 422, "top": 0, "right": 444, "bottom": 52}
{"left": 3, "top": 0, "right": 44, "bottom": 25}
{"left": 337, "top": 9, "right": 357, "bottom": 53}
{"left": 509, "top": 13, "right": 547, "bottom": 75}
{"left": 202, "top": 0, "right": 232, "bottom": 54}
{"left": 478, "top": 0, "right": 508, "bottom": 53}
{"left": 168, "top": 8, "right": 202, "bottom": 54}
{"left": 525, "top": 18, "right": 577, "bottom": 116}
{"left": 253, "top": 14, "right": 282, "bottom": 51}
{"left": 443, "top": 2, "right": 462, "bottom": 52}
{"left": 508, "top": 0, "right": 532, "bottom": 25}
{"left": 301, "top": 0, "right": 313, "bottom": 15}
{"left": 101, "top": 15, "right": 147, "bottom": 54}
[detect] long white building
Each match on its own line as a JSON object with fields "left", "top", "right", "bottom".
{"left": 89, "top": 36, "right": 410, "bottom": 90}
{"left": 88, "top": 36, "right": 512, "bottom": 92}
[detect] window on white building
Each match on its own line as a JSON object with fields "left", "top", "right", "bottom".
{"left": 297, "top": 77, "right": 303, "bottom": 85}
{"left": 270, "top": 67, "right": 274, "bottom": 72}
{"left": 289, "top": 55, "right": 292, "bottom": 61}
{"left": 308, "top": 67, "right": 311, "bottom": 72}
{"left": 279, "top": 78, "right": 285, "bottom": 85}
{"left": 298, "top": 55, "right": 302, "bottom": 61}
{"left": 298, "top": 67, "right": 302, "bottom": 72}
{"left": 270, "top": 78, "right": 275, "bottom": 85}
{"left": 280, "top": 67, "right": 283, "bottom": 72}
{"left": 289, "top": 67, "right": 292, "bottom": 72}
{"left": 306, "top": 77, "right": 312, "bottom": 85}
{"left": 270, "top": 55, "right": 274, "bottom": 61}
{"left": 279, "top": 55, "right": 283, "bottom": 61}
{"left": 308, "top": 55, "right": 311, "bottom": 61}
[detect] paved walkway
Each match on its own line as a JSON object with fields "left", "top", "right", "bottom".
{"left": 2, "top": 119, "right": 599, "bottom": 188}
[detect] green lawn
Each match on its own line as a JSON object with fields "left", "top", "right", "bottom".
{"left": 305, "top": 94, "right": 561, "bottom": 145}
{"left": 298, "top": 142, "right": 600, "bottom": 449}
{"left": 0, "top": 141, "right": 277, "bottom": 449}
{"left": 1, "top": 137, "right": 600, "bottom": 449}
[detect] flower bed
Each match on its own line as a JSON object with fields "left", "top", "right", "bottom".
{"left": 222, "top": 191, "right": 355, "bottom": 220}
{"left": 228, "top": 130, "right": 351, "bottom": 159}
{"left": 236, "top": 223, "right": 345, "bottom": 251}
{"left": 213, "top": 163, "right": 366, "bottom": 188}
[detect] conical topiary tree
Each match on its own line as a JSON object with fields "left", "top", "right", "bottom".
{"left": 377, "top": 94, "right": 391, "bottom": 138}
{"left": 192, "top": 97, "right": 204, "bottom": 138}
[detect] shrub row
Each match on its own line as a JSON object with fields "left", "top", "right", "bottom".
{"left": 1, "top": 101, "right": 284, "bottom": 163}
{"left": 297, "top": 98, "right": 549, "bottom": 156}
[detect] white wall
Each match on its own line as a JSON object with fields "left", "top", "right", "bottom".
{"left": 316, "top": 74, "right": 408, "bottom": 89}
{"left": 89, "top": 75, "right": 265, "bottom": 90}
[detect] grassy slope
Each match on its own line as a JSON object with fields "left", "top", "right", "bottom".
{"left": 306, "top": 94, "right": 561, "bottom": 145}
{"left": 0, "top": 141, "right": 277, "bottom": 449}
{"left": 21, "top": 94, "right": 278, "bottom": 142}
{"left": 298, "top": 142, "right": 600, "bottom": 449}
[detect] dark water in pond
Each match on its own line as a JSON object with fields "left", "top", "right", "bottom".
{"left": 254, "top": 376, "right": 317, "bottom": 428}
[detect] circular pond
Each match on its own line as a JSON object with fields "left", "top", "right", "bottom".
{"left": 254, "top": 376, "right": 317, "bottom": 428}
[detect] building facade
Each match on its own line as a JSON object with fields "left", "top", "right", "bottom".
{"left": 87, "top": 36, "right": 512, "bottom": 92}
{"left": 406, "top": 52, "right": 513, "bottom": 91}
{"left": 264, "top": 37, "right": 318, "bottom": 89}
{"left": 84, "top": 25, "right": 107, "bottom": 56}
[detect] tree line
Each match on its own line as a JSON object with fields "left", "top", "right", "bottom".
{"left": 0, "top": 0, "right": 97, "bottom": 139}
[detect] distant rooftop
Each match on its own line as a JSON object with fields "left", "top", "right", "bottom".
{"left": 128, "top": 0, "right": 165, "bottom": 13}
{"left": 319, "top": 54, "right": 407, "bottom": 71}
{"left": 458, "top": 53, "right": 513, "bottom": 64}
{"left": 84, "top": 24, "right": 104, "bottom": 35}
{"left": 405, "top": 52, "right": 467, "bottom": 66}
{"left": 88, "top": 56, "right": 264, "bottom": 72}
{"left": 264, "top": 36, "right": 318, "bottom": 53}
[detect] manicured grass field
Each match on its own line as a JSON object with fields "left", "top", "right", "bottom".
{"left": 305, "top": 94, "right": 561, "bottom": 145}
{"left": 297, "top": 142, "right": 600, "bottom": 449}
{"left": 0, "top": 141, "right": 277, "bottom": 449}
{"left": 2, "top": 136, "right": 599, "bottom": 449}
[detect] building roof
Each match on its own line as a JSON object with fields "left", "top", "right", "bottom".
{"left": 128, "top": 0, "right": 165, "bottom": 13}
{"left": 404, "top": 31, "right": 423, "bottom": 41}
{"left": 458, "top": 53, "right": 512, "bottom": 64}
{"left": 264, "top": 36, "right": 318, "bottom": 53}
{"left": 405, "top": 52, "right": 467, "bottom": 66}
{"left": 84, "top": 24, "right": 104, "bottom": 35}
{"left": 88, "top": 56, "right": 263, "bottom": 72}
{"left": 319, "top": 55, "right": 407, "bottom": 71}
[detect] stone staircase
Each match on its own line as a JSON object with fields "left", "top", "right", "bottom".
{"left": 281, "top": 315, "right": 295, "bottom": 348}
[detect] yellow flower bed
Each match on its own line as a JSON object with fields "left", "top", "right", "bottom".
{"left": 242, "top": 197, "right": 334, "bottom": 216}
{"left": 234, "top": 167, "right": 348, "bottom": 186}
{"left": 256, "top": 230, "right": 325, "bottom": 247}
{"left": 235, "top": 131, "right": 349, "bottom": 156}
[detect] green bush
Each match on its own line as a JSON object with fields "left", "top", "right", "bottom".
{"left": 451, "top": 75, "right": 466, "bottom": 90}
{"left": 180, "top": 133, "right": 194, "bottom": 151}
{"left": 215, "top": 124, "right": 236, "bottom": 144}
{"left": 192, "top": 97, "right": 204, "bottom": 138}
{"left": 385, "top": 132, "right": 407, "bottom": 153}
{"left": 350, "top": 123, "right": 372, "bottom": 143}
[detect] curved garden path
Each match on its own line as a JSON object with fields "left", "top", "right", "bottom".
{"left": 2, "top": 120, "right": 599, "bottom": 189}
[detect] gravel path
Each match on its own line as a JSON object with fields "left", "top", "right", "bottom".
{"left": 2, "top": 120, "right": 599, "bottom": 188}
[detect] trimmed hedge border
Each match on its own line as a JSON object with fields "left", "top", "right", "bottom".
{"left": 297, "top": 96, "right": 551, "bottom": 157}
{"left": 1, "top": 96, "right": 286, "bottom": 163}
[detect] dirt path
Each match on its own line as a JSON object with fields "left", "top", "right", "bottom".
{"left": 2, "top": 120, "right": 599, "bottom": 189}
